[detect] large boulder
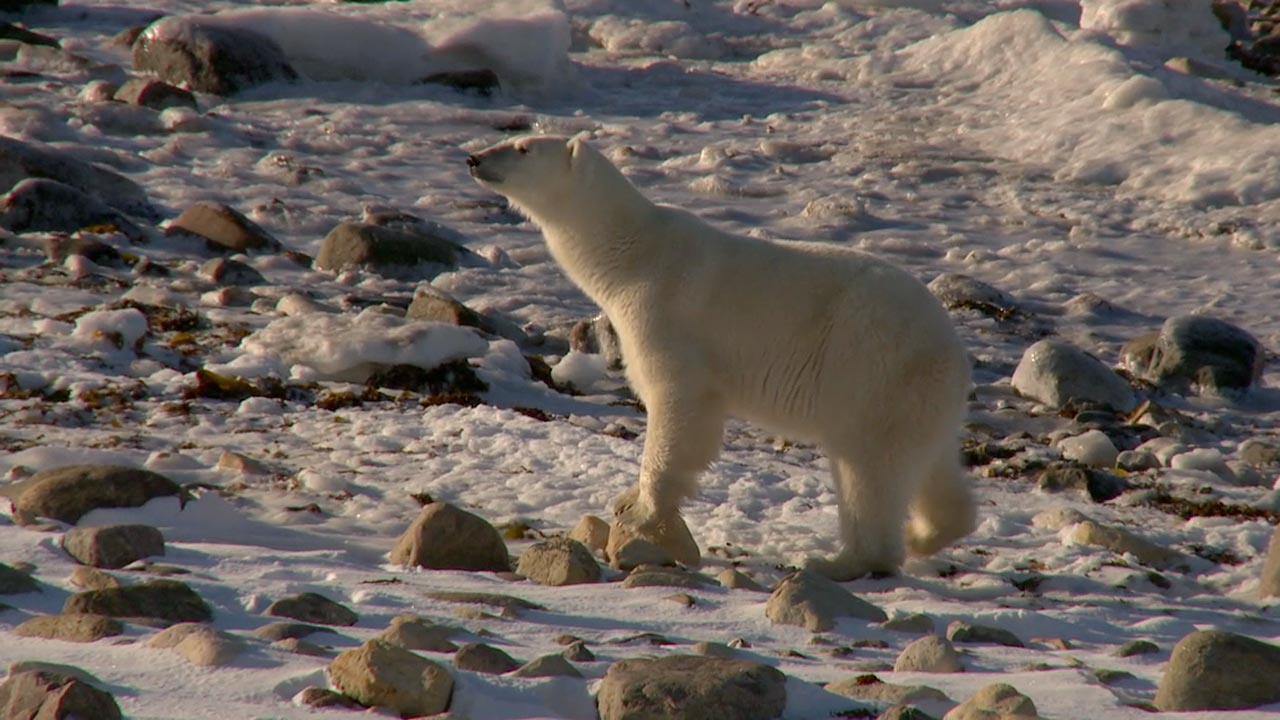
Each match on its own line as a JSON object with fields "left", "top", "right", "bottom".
{"left": 132, "top": 16, "right": 298, "bottom": 95}
{"left": 765, "top": 570, "right": 886, "bottom": 631}
{"left": 596, "top": 655, "right": 786, "bottom": 720}
{"left": 329, "top": 639, "right": 453, "bottom": 717}
{"left": 0, "top": 670, "right": 122, "bottom": 720}
{"left": 0, "top": 136, "right": 156, "bottom": 220}
{"left": 0, "top": 178, "right": 144, "bottom": 240}
{"left": 316, "top": 222, "right": 464, "bottom": 275}
{"left": 390, "top": 502, "right": 510, "bottom": 572}
{"left": 1154, "top": 630, "right": 1280, "bottom": 711}
{"left": 62, "top": 524, "right": 165, "bottom": 569}
{"left": 1122, "top": 315, "right": 1263, "bottom": 395}
{"left": 14, "top": 465, "right": 184, "bottom": 525}
{"left": 1012, "top": 339, "right": 1138, "bottom": 412}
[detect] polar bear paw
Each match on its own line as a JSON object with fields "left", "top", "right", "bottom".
{"left": 607, "top": 487, "right": 701, "bottom": 567}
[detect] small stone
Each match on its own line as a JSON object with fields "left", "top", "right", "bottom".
{"left": 665, "top": 592, "right": 696, "bottom": 607}
{"left": 453, "top": 642, "right": 520, "bottom": 674}
{"left": 1036, "top": 462, "right": 1126, "bottom": 503}
{"left": 251, "top": 622, "right": 328, "bottom": 642}
{"left": 391, "top": 502, "right": 511, "bottom": 572}
{"left": 623, "top": 565, "right": 713, "bottom": 590}
{"left": 946, "top": 621, "right": 1024, "bottom": 647}
{"left": 1116, "top": 449, "right": 1160, "bottom": 472}
{"left": 1071, "top": 520, "right": 1187, "bottom": 570}
{"left": 893, "top": 635, "right": 963, "bottom": 673}
{"left": 0, "top": 670, "right": 122, "bottom": 720}
{"left": 113, "top": 78, "right": 196, "bottom": 110}
{"left": 295, "top": 686, "right": 363, "bottom": 709}
{"left": 68, "top": 566, "right": 122, "bottom": 591}
{"left": 512, "top": 654, "right": 582, "bottom": 678}
{"left": 15, "top": 613, "right": 123, "bottom": 643}
{"left": 516, "top": 537, "right": 601, "bottom": 586}
{"left": 766, "top": 571, "right": 887, "bottom": 632}
{"left": 200, "top": 257, "right": 265, "bottom": 286}
{"left": 0, "top": 562, "right": 39, "bottom": 594}
{"left": 1056, "top": 429, "right": 1119, "bottom": 468}
{"left": 1012, "top": 339, "right": 1138, "bottom": 412}
{"left": 717, "top": 568, "right": 767, "bottom": 592}
{"left": 596, "top": 655, "right": 786, "bottom": 720}
{"left": 64, "top": 579, "right": 212, "bottom": 624}
{"left": 609, "top": 538, "right": 674, "bottom": 571}
{"left": 15, "top": 465, "right": 183, "bottom": 525}
{"left": 563, "top": 641, "right": 595, "bottom": 662}
{"left": 1155, "top": 630, "right": 1280, "bottom": 710}
{"left": 879, "top": 706, "right": 939, "bottom": 720}
{"left": 881, "top": 613, "right": 935, "bottom": 635}
{"left": 405, "top": 284, "right": 484, "bottom": 329}
{"left": 378, "top": 614, "right": 458, "bottom": 653}
{"left": 316, "top": 222, "right": 462, "bottom": 275}
{"left": 147, "top": 623, "right": 242, "bottom": 666}
{"left": 944, "top": 683, "right": 1037, "bottom": 719}
{"left": 329, "top": 639, "right": 453, "bottom": 717}
{"left": 216, "top": 451, "right": 273, "bottom": 475}
{"left": 265, "top": 592, "right": 357, "bottom": 626}
{"left": 1113, "top": 639, "right": 1159, "bottom": 657}
{"left": 166, "top": 201, "right": 281, "bottom": 253}
{"left": 692, "top": 641, "right": 736, "bottom": 658}
{"left": 1094, "top": 668, "right": 1135, "bottom": 685}
{"left": 273, "top": 638, "right": 331, "bottom": 657}
{"left": 62, "top": 524, "right": 165, "bottom": 569}
{"left": 568, "top": 514, "right": 610, "bottom": 555}
{"left": 826, "top": 674, "right": 949, "bottom": 704}
{"left": 1260, "top": 527, "right": 1280, "bottom": 599}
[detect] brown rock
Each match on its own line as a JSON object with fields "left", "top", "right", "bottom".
{"left": 68, "top": 566, "right": 121, "bottom": 591}
{"left": 265, "top": 592, "right": 357, "bottom": 626}
{"left": 1154, "top": 630, "right": 1280, "bottom": 711}
{"left": 113, "top": 78, "right": 196, "bottom": 110}
{"left": 765, "top": 571, "right": 887, "bottom": 632}
{"left": 826, "top": 674, "right": 949, "bottom": 705}
{"left": 1260, "top": 526, "right": 1280, "bottom": 599}
{"left": 568, "top": 514, "right": 610, "bottom": 555}
{"left": 62, "top": 524, "right": 165, "bottom": 569}
{"left": 166, "top": 201, "right": 280, "bottom": 253}
{"left": 0, "top": 670, "right": 122, "bottom": 720}
{"left": 378, "top": 614, "right": 458, "bottom": 653}
{"left": 596, "top": 655, "right": 786, "bottom": 720}
{"left": 15, "top": 465, "right": 183, "bottom": 525}
{"left": 516, "top": 537, "right": 601, "bottom": 586}
{"left": 15, "top": 613, "right": 123, "bottom": 643}
{"left": 390, "top": 503, "right": 511, "bottom": 572}
{"left": 329, "top": 639, "right": 453, "bottom": 717}
{"left": 453, "top": 643, "right": 520, "bottom": 674}
{"left": 64, "top": 579, "right": 212, "bottom": 623}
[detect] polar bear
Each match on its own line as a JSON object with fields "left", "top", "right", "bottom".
{"left": 468, "top": 135, "right": 975, "bottom": 579}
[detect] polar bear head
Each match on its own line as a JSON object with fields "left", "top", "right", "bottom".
{"left": 467, "top": 134, "right": 636, "bottom": 225}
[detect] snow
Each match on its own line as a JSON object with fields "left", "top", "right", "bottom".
{"left": 1, "top": 0, "right": 1279, "bottom": 718}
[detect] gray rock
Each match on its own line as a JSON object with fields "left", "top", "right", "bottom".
{"left": 826, "top": 674, "right": 949, "bottom": 704}
{"left": 62, "top": 524, "right": 165, "bottom": 569}
{"left": 622, "top": 564, "right": 713, "bottom": 590}
{"left": 596, "top": 655, "right": 787, "bottom": 720}
{"left": 718, "top": 568, "right": 768, "bottom": 592}
{"left": 251, "top": 621, "right": 328, "bottom": 642}
{"left": 1036, "top": 462, "right": 1127, "bottom": 503}
{"left": 1123, "top": 316, "right": 1263, "bottom": 395}
{"left": 316, "top": 222, "right": 463, "bottom": 275}
{"left": 200, "top": 257, "right": 265, "bottom": 286}
{"left": 113, "top": 77, "right": 196, "bottom": 110}
{"left": 132, "top": 16, "right": 298, "bottom": 95}
{"left": 1056, "top": 429, "right": 1119, "bottom": 468}
{"left": 1261, "top": 526, "right": 1280, "bottom": 599}
{"left": 511, "top": 654, "right": 582, "bottom": 678}
{"left": 1116, "top": 449, "right": 1160, "bottom": 472}
{"left": 569, "top": 313, "right": 623, "bottom": 370}
{"left": 563, "top": 640, "right": 594, "bottom": 662}
{"left": 64, "top": 579, "right": 213, "bottom": 623}
{"left": 568, "top": 514, "right": 610, "bottom": 556}
{"left": 1113, "top": 639, "right": 1159, "bottom": 657}
{"left": 166, "top": 201, "right": 281, "bottom": 253}
{"left": 1071, "top": 521, "right": 1187, "bottom": 570}
{"left": 0, "top": 136, "right": 157, "bottom": 220}
{"left": 1155, "top": 630, "right": 1280, "bottom": 710}
{"left": 15, "top": 613, "right": 123, "bottom": 642}
{"left": 14, "top": 464, "right": 183, "bottom": 525}
{"left": 516, "top": 537, "right": 601, "bottom": 586}
{"left": 766, "top": 571, "right": 887, "bottom": 631}
{"left": 329, "top": 639, "right": 453, "bottom": 717}
{"left": 1011, "top": 339, "right": 1138, "bottom": 412}
{"left": 0, "top": 670, "right": 122, "bottom": 720}
{"left": 453, "top": 642, "right": 520, "bottom": 674}
{"left": 0, "top": 562, "right": 39, "bottom": 594}
{"left": 390, "top": 502, "right": 511, "bottom": 572}
{"left": 0, "top": 178, "right": 145, "bottom": 241}
{"left": 378, "top": 614, "right": 458, "bottom": 653}
{"left": 944, "top": 683, "right": 1037, "bottom": 719}
{"left": 928, "top": 273, "right": 1019, "bottom": 317}
{"left": 406, "top": 285, "right": 486, "bottom": 329}
{"left": 893, "top": 635, "right": 963, "bottom": 673}
{"left": 265, "top": 592, "right": 357, "bottom": 626}
{"left": 946, "top": 621, "right": 1024, "bottom": 647}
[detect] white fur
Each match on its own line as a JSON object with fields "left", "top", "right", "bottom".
{"left": 469, "top": 135, "right": 976, "bottom": 579}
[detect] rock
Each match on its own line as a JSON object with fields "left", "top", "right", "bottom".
{"left": 569, "top": 313, "right": 624, "bottom": 370}
{"left": 1116, "top": 449, "right": 1160, "bottom": 472}
{"left": 623, "top": 565, "right": 713, "bottom": 590}
{"left": 928, "top": 273, "right": 1020, "bottom": 317}
{"left": 329, "top": 639, "right": 453, "bottom": 717}
{"left": 421, "top": 68, "right": 501, "bottom": 94}
{"left": 453, "top": 642, "right": 520, "bottom": 674}
{"left": 511, "top": 654, "right": 582, "bottom": 678}
{"left": 64, "top": 579, "right": 213, "bottom": 623}
{"left": 1113, "top": 639, "right": 1159, "bottom": 657}
{"left": 893, "top": 635, "right": 963, "bottom": 673}
{"left": 568, "top": 514, "right": 610, "bottom": 555}
{"left": 692, "top": 641, "right": 736, "bottom": 658}
{"left": 1071, "top": 521, "right": 1187, "bottom": 570}
{"left": 609, "top": 538, "right": 675, "bottom": 571}
{"left": 147, "top": 623, "right": 242, "bottom": 666}
{"left": 378, "top": 614, "right": 458, "bottom": 653}
{"left": 516, "top": 537, "right": 601, "bottom": 586}
{"left": 1155, "top": 630, "right": 1280, "bottom": 710}
{"left": 1122, "top": 315, "right": 1263, "bottom": 395}
{"left": 0, "top": 136, "right": 157, "bottom": 220}
{"left": 273, "top": 638, "right": 331, "bottom": 657}
{"left": 607, "top": 488, "right": 701, "bottom": 568}
{"left": 1011, "top": 339, "right": 1138, "bottom": 412}
{"left": 390, "top": 502, "right": 511, "bottom": 572}
{"left": 14, "top": 613, "right": 123, "bottom": 642}
{"left": 62, "top": 524, "right": 165, "bottom": 569}
{"left": 718, "top": 568, "right": 768, "bottom": 592}
{"left": 0, "top": 670, "right": 122, "bottom": 720}
{"left": 405, "top": 285, "right": 486, "bottom": 330}
{"left": 0, "top": 178, "right": 143, "bottom": 240}
{"left": 766, "top": 571, "right": 886, "bottom": 631}
{"left": 422, "top": 590, "right": 543, "bottom": 614}
{"left": 251, "top": 621, "right": 328, "bottom": 642}
{"left": 68, "top": 566, "right": 121, "bottom": 591}
{"left": 1136, "top": 436, "right": 1188, "bottom": 466}
{"left": 295, "top": 686, "right": 363, "bottom": 709}
{"left": 216, "top": 451, "right": 273, "bottom": 476}
{"left": 881, "top": 613, "right": 935, "bottom": 635}
{"left": 0, "top": 22, "right": 58, "bottom": 47}
{"left": 1036, "top": 462, "right": 1126, "bottom": 503}
{"left": 6, "top": 662, "right": 103, "bottom": 688}
{"left": 1056, "top": 430, "right": 1119, "bottom": 468}
{"left": 1169, "top": 448, "right": 1236, "bottom": 484}
{"left": 14, "top": 464, "right": 183, "bottom": 525}
{"left": 1261, "top": 527, "right": 1280, "bottom": 599}
{"left": 826, "top": 674, "right": 949, "bottom": 704}
{"left": 944, "top": 683, "right": 1037, "bottom": 719}
{"left": 133, "top": 16, "right": 298, "bottom": 95}
{"left": 200, "top": 257, "right": 265, "bottom": 286}
{"left": 112, "top": 77, "right": 196, "bottom": 110}
{"left": 596, "top": 655, "right": 787, "bottom": 720}
{"left": 316, "top": 222, "right": 464, "bottom": 275}
{"left": 166, "top": 201, "right": 281, "bottom": 253}
{"left": 265, "top": 592, "right": 357, "bottom": 626}
{"left": 1240, "top": 438, "right": 1280, "bottom": 466}
{"left": 563, "top": 640, "right": 594, "bottom": 662}
{"left": 42, "top": 235, "right": 123, "bottom": 266}
{"left": 0, "top": 562, "right": 39, "bottom": 594}
{"left": 879, "top": 706, "right": 940, "bottom": 720}
{"left": 1029, "top": 507, "right": 1090, "bottom": 531}
{"left": 946, "top": 621, "right": 1024, "bottom": 647}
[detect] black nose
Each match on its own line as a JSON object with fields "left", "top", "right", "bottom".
{"left": 466, "top": 155, "right": 480, "bottom": 168}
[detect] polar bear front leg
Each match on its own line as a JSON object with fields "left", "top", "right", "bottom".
{"left": 611, "top": 390, "right": 726, "bottom": 567}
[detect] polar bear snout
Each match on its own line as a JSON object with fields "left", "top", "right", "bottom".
{"left": 466, "top": 151, "right": 504, "bottom": 184}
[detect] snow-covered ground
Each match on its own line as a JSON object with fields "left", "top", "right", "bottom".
{"left": 1, "top": 0, "right": 1279, "bottom": 718}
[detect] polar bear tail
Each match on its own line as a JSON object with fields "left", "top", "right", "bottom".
{"left": 905, "top": 447, "right": 977, "bottom": 557}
